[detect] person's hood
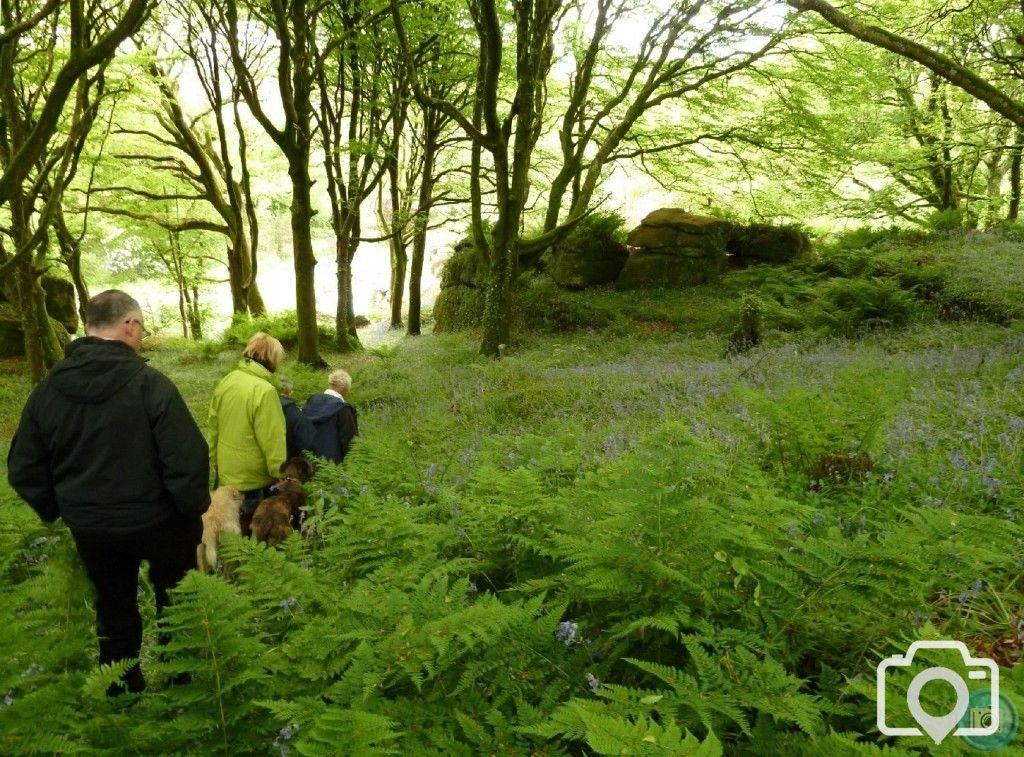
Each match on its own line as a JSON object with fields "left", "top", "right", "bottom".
{"left": 303, "top": 392, "right": 344, "bottom": 423}
{"left": 48, "top": 337, "right": 146, "bottom": 404}
{"left": 235, "top": 357, "right": 283, "bottom": 392}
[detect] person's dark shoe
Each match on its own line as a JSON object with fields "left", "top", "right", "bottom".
{"left": 106, "top": 663, "right": 146, "bottom": 697}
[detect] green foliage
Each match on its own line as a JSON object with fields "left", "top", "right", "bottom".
{"left": 727, "top": 293, "right": 763, "bottom": 353}
{"left": 809, "top": 277, "right": 916, "bottom": 335}
{"left": 926, "top": 208, "right": 969, "bottom": 232}
{"left": 571, "top": 210, "right": 628, "bottom": 244}
{"left": 2, "top": 234, "right": 1024, "bottom": 752}
{"left": 515, "top": 276, "right": 628, "bottom": 334}
{"left": 219, "top": 311, "right": 337, "bottom": 350}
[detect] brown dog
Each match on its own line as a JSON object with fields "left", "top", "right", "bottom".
{"left": 197, "top": 486, "right": 244, "bottom": 574}
{"left": 250, "top": 457, "right": 314, "bottom": 547}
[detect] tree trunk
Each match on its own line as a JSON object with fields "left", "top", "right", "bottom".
{"left": 1009, "top": 129, "right": 1023, "bottom": 221}
{"left": 479, "top": 247, "right": 512, "bottom": 357}
{"left": 407, "top": 141, "right": 436, "bottom": 336}
{"left": 407, "top": 218, "right": 426, "bottom": 336}
{"left": 288, "top": 154, "right": 323, "bottom": 366}
{"left": 390, "top": 241, "right": 407, "bottom": 329}
{"left": 51, "top": 204, "right": 90, "bottom": 326}
{"left": 334, "top": 235, "right": 360, "bottom": 352}
{"left": 187, "top": 284, "right": 203, "bottom": 340}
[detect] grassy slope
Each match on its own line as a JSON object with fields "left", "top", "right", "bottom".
{"left": 1, "top": 230, "right": 1023, "bottom": 753}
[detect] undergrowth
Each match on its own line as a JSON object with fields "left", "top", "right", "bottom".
{"left": 0, "top": 232, "right": 1023, "bottom": 754}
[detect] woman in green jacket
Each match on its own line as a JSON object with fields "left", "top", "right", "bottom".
{"left": 208, "top": 332, "right": 288, "bottom": 528}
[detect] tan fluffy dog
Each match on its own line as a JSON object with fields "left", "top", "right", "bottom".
{"left": 250, "top": 458, "right": 314, "bottom": 548}
{"left": 197, "top": 486, "right": 244, "bottom": 574}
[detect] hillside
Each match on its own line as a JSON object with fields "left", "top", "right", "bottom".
{"left": 1, "top": 229, "right": 1022, "bottom": 753}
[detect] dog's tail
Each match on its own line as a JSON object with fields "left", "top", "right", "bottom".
{"left": 198, "top": 539, "right": 218, "bottom": 573}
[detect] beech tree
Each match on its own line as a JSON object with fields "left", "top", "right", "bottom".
{"left": 0, "top": 0, "right": 150, "bottom": 379}
{"left": 314, "top": 0, "right": 400, "bottom": 353}
{"left": 160, "top": 0, "right": 269, "bottom": 316}
{"left": 542, "top": 0, "right": 785, "bottom": 232}
{"left": 221, "top": 0, "right": 323, "bottom": 365}
{"left": 786, "top": 0, "right": 1024, "bottom": 128}
{"left": 393, "top": 0, "right": 571, "bottom": 356}
{"left": 376, "top": 0, "right": 469, "bottom": 335}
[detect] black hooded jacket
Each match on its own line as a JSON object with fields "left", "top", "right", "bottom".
{"left": 302, "top": 393, "right": 358, "bottom": 462}
{"left": 7, "top": 337, "right": 210, "bottom": 531}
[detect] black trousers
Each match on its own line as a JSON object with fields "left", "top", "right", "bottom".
{"left": 71, "top": 511, "right": 202, "bottom": 694}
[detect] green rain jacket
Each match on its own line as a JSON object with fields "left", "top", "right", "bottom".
{"left": 208, "top": 358, "right": 286, "bottom": 490}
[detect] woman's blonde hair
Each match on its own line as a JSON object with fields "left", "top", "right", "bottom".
{"left": 243, "top": 331, "right": 285, "bottom": 372}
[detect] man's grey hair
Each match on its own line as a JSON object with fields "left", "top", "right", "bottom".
{"left": 86, "top": 290, "right": 141, "bottom": 329}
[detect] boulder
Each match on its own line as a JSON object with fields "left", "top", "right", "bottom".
{"left": 0, "top": 304, "right": 70, "bottom": 358}
{"left": 617, "top": 250, "right": 727, "bottom": 290}
{"left": 432, "top": 285, "right": 485, "bottom": 332}
{"left": 550, "top": 236, "right": 628, "bottom": 289}
{"left": 0, "top": 304, "right": 23, "bottom": 358}
{"left": 618, "top": 210, "right": 730, "bottom": 289}
{"left": 440, "top": 242, "right": 487, "bottom": 289}
{"left": 434, "top": 241, "right": 488, "bottom": 331}
{"left": 728, "top": 224, "right": 810, "bottom": 263}
{"left": 41, "top": 275, "right": 78, "bottom": 333}
{"left": 627, "top": 210, "right": 732, "bottom": 255}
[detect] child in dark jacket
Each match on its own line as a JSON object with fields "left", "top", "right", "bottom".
{"left": 280, "top": 377, "right": 316, "bottom": 459}
{"left": 303, "top": 369, "right": 358, "bottom": 462}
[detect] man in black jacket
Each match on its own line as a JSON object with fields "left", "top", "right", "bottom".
{"left": 7, "top": 290, "right": 210, "bottom": 696}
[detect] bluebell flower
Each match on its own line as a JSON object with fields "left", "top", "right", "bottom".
{"left": 3, "top": 691, "right": 12, "bottom": 707}
{"left": 585, "top": 672, "right": 600, "bottom": 691}
{"left": 950, "top": 450, "right": 970, "bottom": 471}
{"left": 279, "top": 596, "right": 298, "bottom": 611}
{"left": 556, "top": 621, "right": 579, "bottom": 646}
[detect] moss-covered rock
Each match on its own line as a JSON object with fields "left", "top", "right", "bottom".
{"left": 728, "top": 224, "right": 810, "bottom": 263}
{"left": 618, "top": 209, "right": 730, "bottom": 289}
{"left": 616, "top": 250, "right": 727, "bottom": 290}
{"left": 550, "top": 236, "right": 628, "bottom": 289}
{"left": 440, "top": 243, "right": 487, "bottom": 289}
{"left": 432, "top": 285, "right": 485, "bottom": 332}
{"left": 0, "top": 305, "right": 69, "bottom": 358}
{"left": 626, "top": 210, "right": 732, "bottom": 256}
{"left": 0, "top": 304, "right": 23, "bottom": 358}
{"left": 41, "top": 275, "right": 78, "bottom": 333}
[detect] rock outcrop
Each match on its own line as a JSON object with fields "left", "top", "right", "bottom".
{"left": 727, "top": 223, "right": 810, "bottom": 264}
{"left": 618, "top": 210, "right": 730, "bottom": 289}
{"left": 550, "top": 232, "right": 628, "bottom": 290}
